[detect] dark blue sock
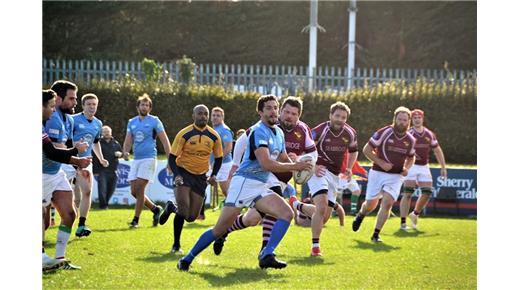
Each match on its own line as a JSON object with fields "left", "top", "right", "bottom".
{"left": 260, "top": 219, "right": 290, "bottom": 259}
{"left": 182, "top": 229, "right": 216, "bottom": 263}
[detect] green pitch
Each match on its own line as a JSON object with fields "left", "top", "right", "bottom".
{"left": 43, "top": 207, "right": 476, "bottom": 289}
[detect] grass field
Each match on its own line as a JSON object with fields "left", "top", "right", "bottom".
{"left": 43, "top": 206, "right": 476, "bottom": 289}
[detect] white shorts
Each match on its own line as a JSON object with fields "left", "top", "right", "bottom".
{"left": 307, "top": 169, "right": 339, "bottom": 205}
{"left": 337, "top": 178, "right": 361, "bottom": 193}
{"left": 365, "top": 169, "right": 404, "bottom": 201}
{"left": 403, "top": 164, "right": 433, "bottom": 183}
{"left": 42, "top": 170, "right": 73, "bottom": 207}
{"left": 215, "top": 162, "right": 233, "bottom": 182}
{"left": 128, "top": 158, "right": 156, "bottom": 182}
{"left": 266, "top": 173, "right": 281, "bottom": 189}
{"left": 61, "top": 164, "right": 77, "bottom": 180}
{"left": 224, "top": 176, "right": 276, "bottom": 208}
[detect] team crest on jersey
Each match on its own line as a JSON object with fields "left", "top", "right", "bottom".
{"left": 342, "top": 137, "right": 349, "bottom": 144}
{"left": 425, "top": 137, "right": 430, "bottom": 142}
{"left": 135, "top": 131, "right": 145, "bottom": 142}
{"left": 204, "top": 141, "right": 211, "bottom": 147}
{"left": 388, "top": 139, "right": 394, "bottom": 143}
{"left": 79, "top": 124, "right": 86, "bottom": 129}
{"left": 325, "top": 138, "right": 331, "bottom": 142}
{"left": 294, "top": 132, "right": 302, "bottom": 139}
{"left": 403, "top": 141, "right": 409, "bottom": 147}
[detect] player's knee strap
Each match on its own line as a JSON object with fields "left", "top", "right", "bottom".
{"left": 403, "top": 186, "right": 415, "bottom": 194}
{"left": 420, "top": 187, "right": 433, "bottom": 195}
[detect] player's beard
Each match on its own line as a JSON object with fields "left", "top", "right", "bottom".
{"left": 267, "top": 114, "right": 278, "bottom": 126}
{"left": 195, "top": 119, "right": 207, "bottom": 128}
{"left": 393, "top": 123, "right": 408, "bottom": 134}
{"left": 138, "top": 109, "right": 149, "bottom": 117}
{"left": 61, "top": 106, "right": 74, "bottom": 114}
{"left": 281, "top": 120, "right": 294, "bottom": 131}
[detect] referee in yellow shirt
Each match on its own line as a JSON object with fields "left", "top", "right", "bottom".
{"left": 159, "top": 104, "right": 224, "bottom": 254}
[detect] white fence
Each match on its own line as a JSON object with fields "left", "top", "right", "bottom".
{"left": 43, "top": 58, "right": 477, "bottom": 93}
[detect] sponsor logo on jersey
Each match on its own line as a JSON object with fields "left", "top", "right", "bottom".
{"left": 134, "top": 131, "right": 145, "bottom": 142}
{"left": 294, "top": 132, "right": 302, "bottom": 139}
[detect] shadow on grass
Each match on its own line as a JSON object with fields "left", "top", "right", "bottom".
{"left": 137, "top": 251, "right": 182, "bottom": 263}
{"left": 352, "top": 239, "right": 401, "bottom": 252}
{"left": 286, "top": 256, "right": 335, "bottom": 266}
{"left": 192, "top": 267, "right": 286, "bottom": 287}
{"left": 392, "top": 229, "right": 440, "bottom": 238}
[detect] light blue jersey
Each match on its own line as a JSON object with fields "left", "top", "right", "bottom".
{"left": 211, "top": 123, "right": 233, "bottom": 164}
{"left": 72, "top": 113, "right": 103, "bottom": 158}
{"left": 236, "top": 121, "right": 285, "bottom": 183}
{"left": 43, "top": 108, "right": 74, "bottom": 174}
{"left": 126, "top": 115, "right": 165, "bottom": 160}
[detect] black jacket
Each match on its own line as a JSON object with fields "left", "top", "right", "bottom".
{"left": 93, "top": 137, "right": 122, "bottom": 173}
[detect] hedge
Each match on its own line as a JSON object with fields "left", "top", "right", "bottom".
{"left": 47, "top": 78, "right": 476, "bottom": 164}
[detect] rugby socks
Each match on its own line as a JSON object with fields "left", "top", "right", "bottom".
{"left": 372, "top": 228, "right": 381, "bottom": 239}
{"left": 226, "top": 214, "right": 247, "bottom": 234}
{"left": 183, "top": 229, "right": 216, "bottom": 263}
{"left": 413, "top": 210, "right": 421, "bottom": 216}
{"left": 312, "top": 238, "right": 320, "bottom": 248}
{"left": 78, "top": 217, "right": 86, "bottom": 227}
{"left": 132, "top": 216, "right": 139, "bottom": 224}
{"left": 152, "top": 205, "right": 161, "bottom": 215}
{"left": 351, "top": 195, "right": 359, "bottom": 212}
{"left": 55, "top": 225, "right": 71, "bottom": 259}
{"left": 261, "top": 215, "right": 277, "bottom": 249}
{"left": 260, "top": 219, "right": 290, "bottom": 259}
{"left": 50, "top": 207, "right": 56, "bottom": 219}
{"left": 401, "top": 217, "right": 406, "bottom": 224}
{"left": 173, "top": 214, "right": 185, "bottom": 248}
{"left": 293, "top": 200, "right": 302, "bottom": 210}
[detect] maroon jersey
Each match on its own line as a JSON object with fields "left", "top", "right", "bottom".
{"left": 408, "top": 127, "right": 439, "bottom": 166}
{"left": 368, "top": 125, "right": 416, "bottom": 174}
{"left": 313, "top": 121, "right": 358, "bottom": 175}
{"left": 274, "top": 120, "right": 317, "bottom": 183}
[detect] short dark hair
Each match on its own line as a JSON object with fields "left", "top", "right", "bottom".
{"left": 81, "top": 93, "right": 98, "bottom": 106}
{"left": 329, "top": 101, "right": 351, "bottom": 116}
{"left": 257, "top": 94, "right": 278, "bottom": 112}
{"left": 42, "top": 89, "right": 56, "bottom": 106}
{"left": 50, "top": 80, "right": 77, "bottom": 99}
{"left": 136, "top": 93, "right": 152, "bottom": 107}
{"left": 281, "top": 96, "right": 303, "bottom": 116}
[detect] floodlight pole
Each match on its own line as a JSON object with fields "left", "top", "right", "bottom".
{"left": 303, "top": 0, "right": 324, "bottom": 92}
{"left": 347, "top": 0, "right": 357, "bottom": 90}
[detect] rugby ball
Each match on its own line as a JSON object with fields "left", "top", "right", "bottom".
{"left": 293, "top": 155, "right": 315, "bottom": 184}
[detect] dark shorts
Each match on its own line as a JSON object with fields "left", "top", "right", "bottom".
{"left": 178, "top": 167, "right": 208, "bottom": 198}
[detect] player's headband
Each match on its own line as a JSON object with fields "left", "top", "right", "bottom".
{"left": 411, "top": 109, "right": 424, "bottom": 118}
